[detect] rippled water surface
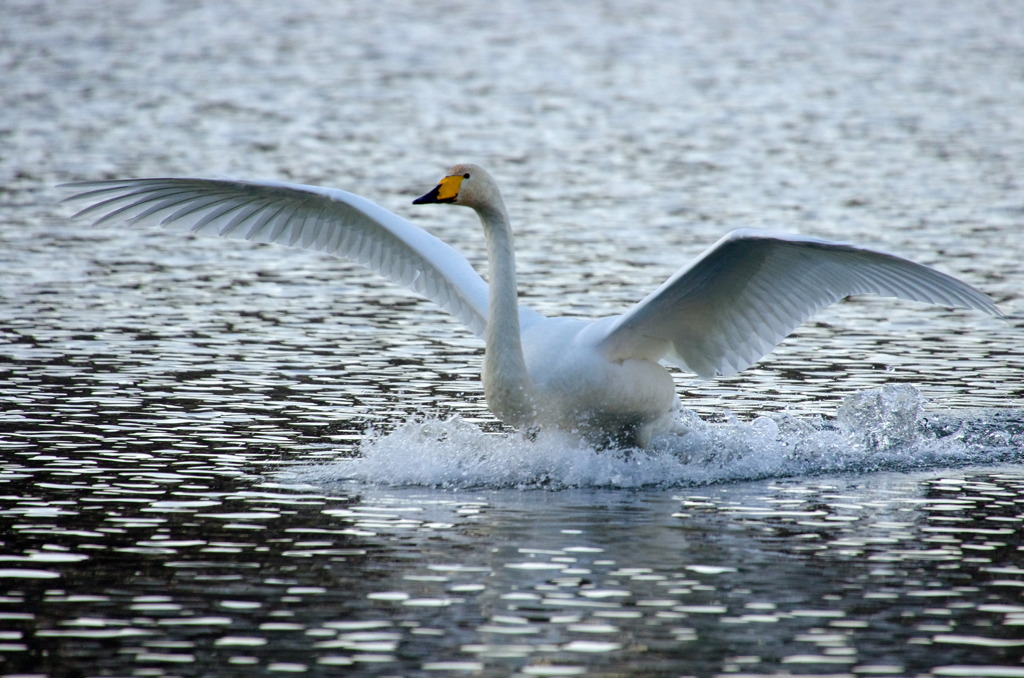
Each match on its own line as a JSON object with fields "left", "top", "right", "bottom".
{"left": 2, "top": 1, "right": 1023, "bottom": 676}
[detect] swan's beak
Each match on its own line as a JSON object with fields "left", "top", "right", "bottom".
{"left": 413, "top": 174, "right": 463, "bottom": 205}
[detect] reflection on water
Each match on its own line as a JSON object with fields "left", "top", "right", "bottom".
{"left": 2, "top": 466, "right": 1024, "bottom": 676}
{"left": 3, "top": 0, "right": 1023, "bottom": 675}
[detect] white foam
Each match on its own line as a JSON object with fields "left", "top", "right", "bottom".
{"left": 290, "top": 385, "right": 1024, "bottom": 489}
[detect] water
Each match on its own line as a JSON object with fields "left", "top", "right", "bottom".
{"left": 2, "top": 0, "right": 1023, "bottom": 676}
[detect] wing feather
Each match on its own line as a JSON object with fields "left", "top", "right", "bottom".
{"left": 598, "top": 229, "right": 1001, "bottom": 378}
{"left": 60, "top": 177, "right": 528, "bottom": 337}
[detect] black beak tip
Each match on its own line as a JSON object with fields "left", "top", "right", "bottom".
{"left": 412, "top": 186, "right": 441, "bottom": 205}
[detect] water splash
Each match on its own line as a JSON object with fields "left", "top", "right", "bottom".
{"left": 837, "top": 382, "right": 923, "bottom": 451}
{"left": 295, "top": 385, "right": 1024, "bottom": 489}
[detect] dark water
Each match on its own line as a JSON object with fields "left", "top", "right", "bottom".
{"left": 3, "top": 1, "right": 1023, "bottom": 676}
{"left": 3, "top": 471, "right": 1024, "bottom": 677}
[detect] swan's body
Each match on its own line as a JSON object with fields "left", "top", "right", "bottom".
{"left": 64, "top": 164, "right": 1002, "bottom": 447}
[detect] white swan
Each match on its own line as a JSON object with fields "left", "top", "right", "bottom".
{"left": 63, "top": 163, "right": 1002, "bottom": 447}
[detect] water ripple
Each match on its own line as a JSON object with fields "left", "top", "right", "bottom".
{"left": 1, "top": 2, "right": 1022, "bottom": 677}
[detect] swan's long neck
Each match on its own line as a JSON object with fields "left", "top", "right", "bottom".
{"left": 476, "top": 202, "right": 535, "bottom": 427}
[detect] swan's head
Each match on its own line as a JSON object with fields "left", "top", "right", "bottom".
{"left": 413, "top": 163, "right": 499, "bottom": 210}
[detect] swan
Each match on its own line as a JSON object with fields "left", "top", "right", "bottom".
{"left": 63, "top": 163, "right": 1003, "bottom": 447}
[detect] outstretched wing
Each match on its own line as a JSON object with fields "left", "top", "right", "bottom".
{"left": 62, "top": 177, "right": 514, "bottom": 337}
{"left": 597, "top": 229, "right": 1002, "bottom": 379}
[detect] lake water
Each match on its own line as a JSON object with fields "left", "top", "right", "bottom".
{"left": 2, "top": 1, "right": 1023, "bottom": 676}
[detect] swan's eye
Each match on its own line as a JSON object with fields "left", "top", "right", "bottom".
{"left": 463, "top": 173, "right": 471, "bottom": 179}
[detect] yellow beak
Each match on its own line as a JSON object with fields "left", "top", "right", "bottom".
{"left": 413, "top": 174, "right": 464, "bottom": 204}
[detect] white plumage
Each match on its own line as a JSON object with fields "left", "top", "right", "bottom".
{"left": 63, "top": 164, "right": 1002, "bottom": 447}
